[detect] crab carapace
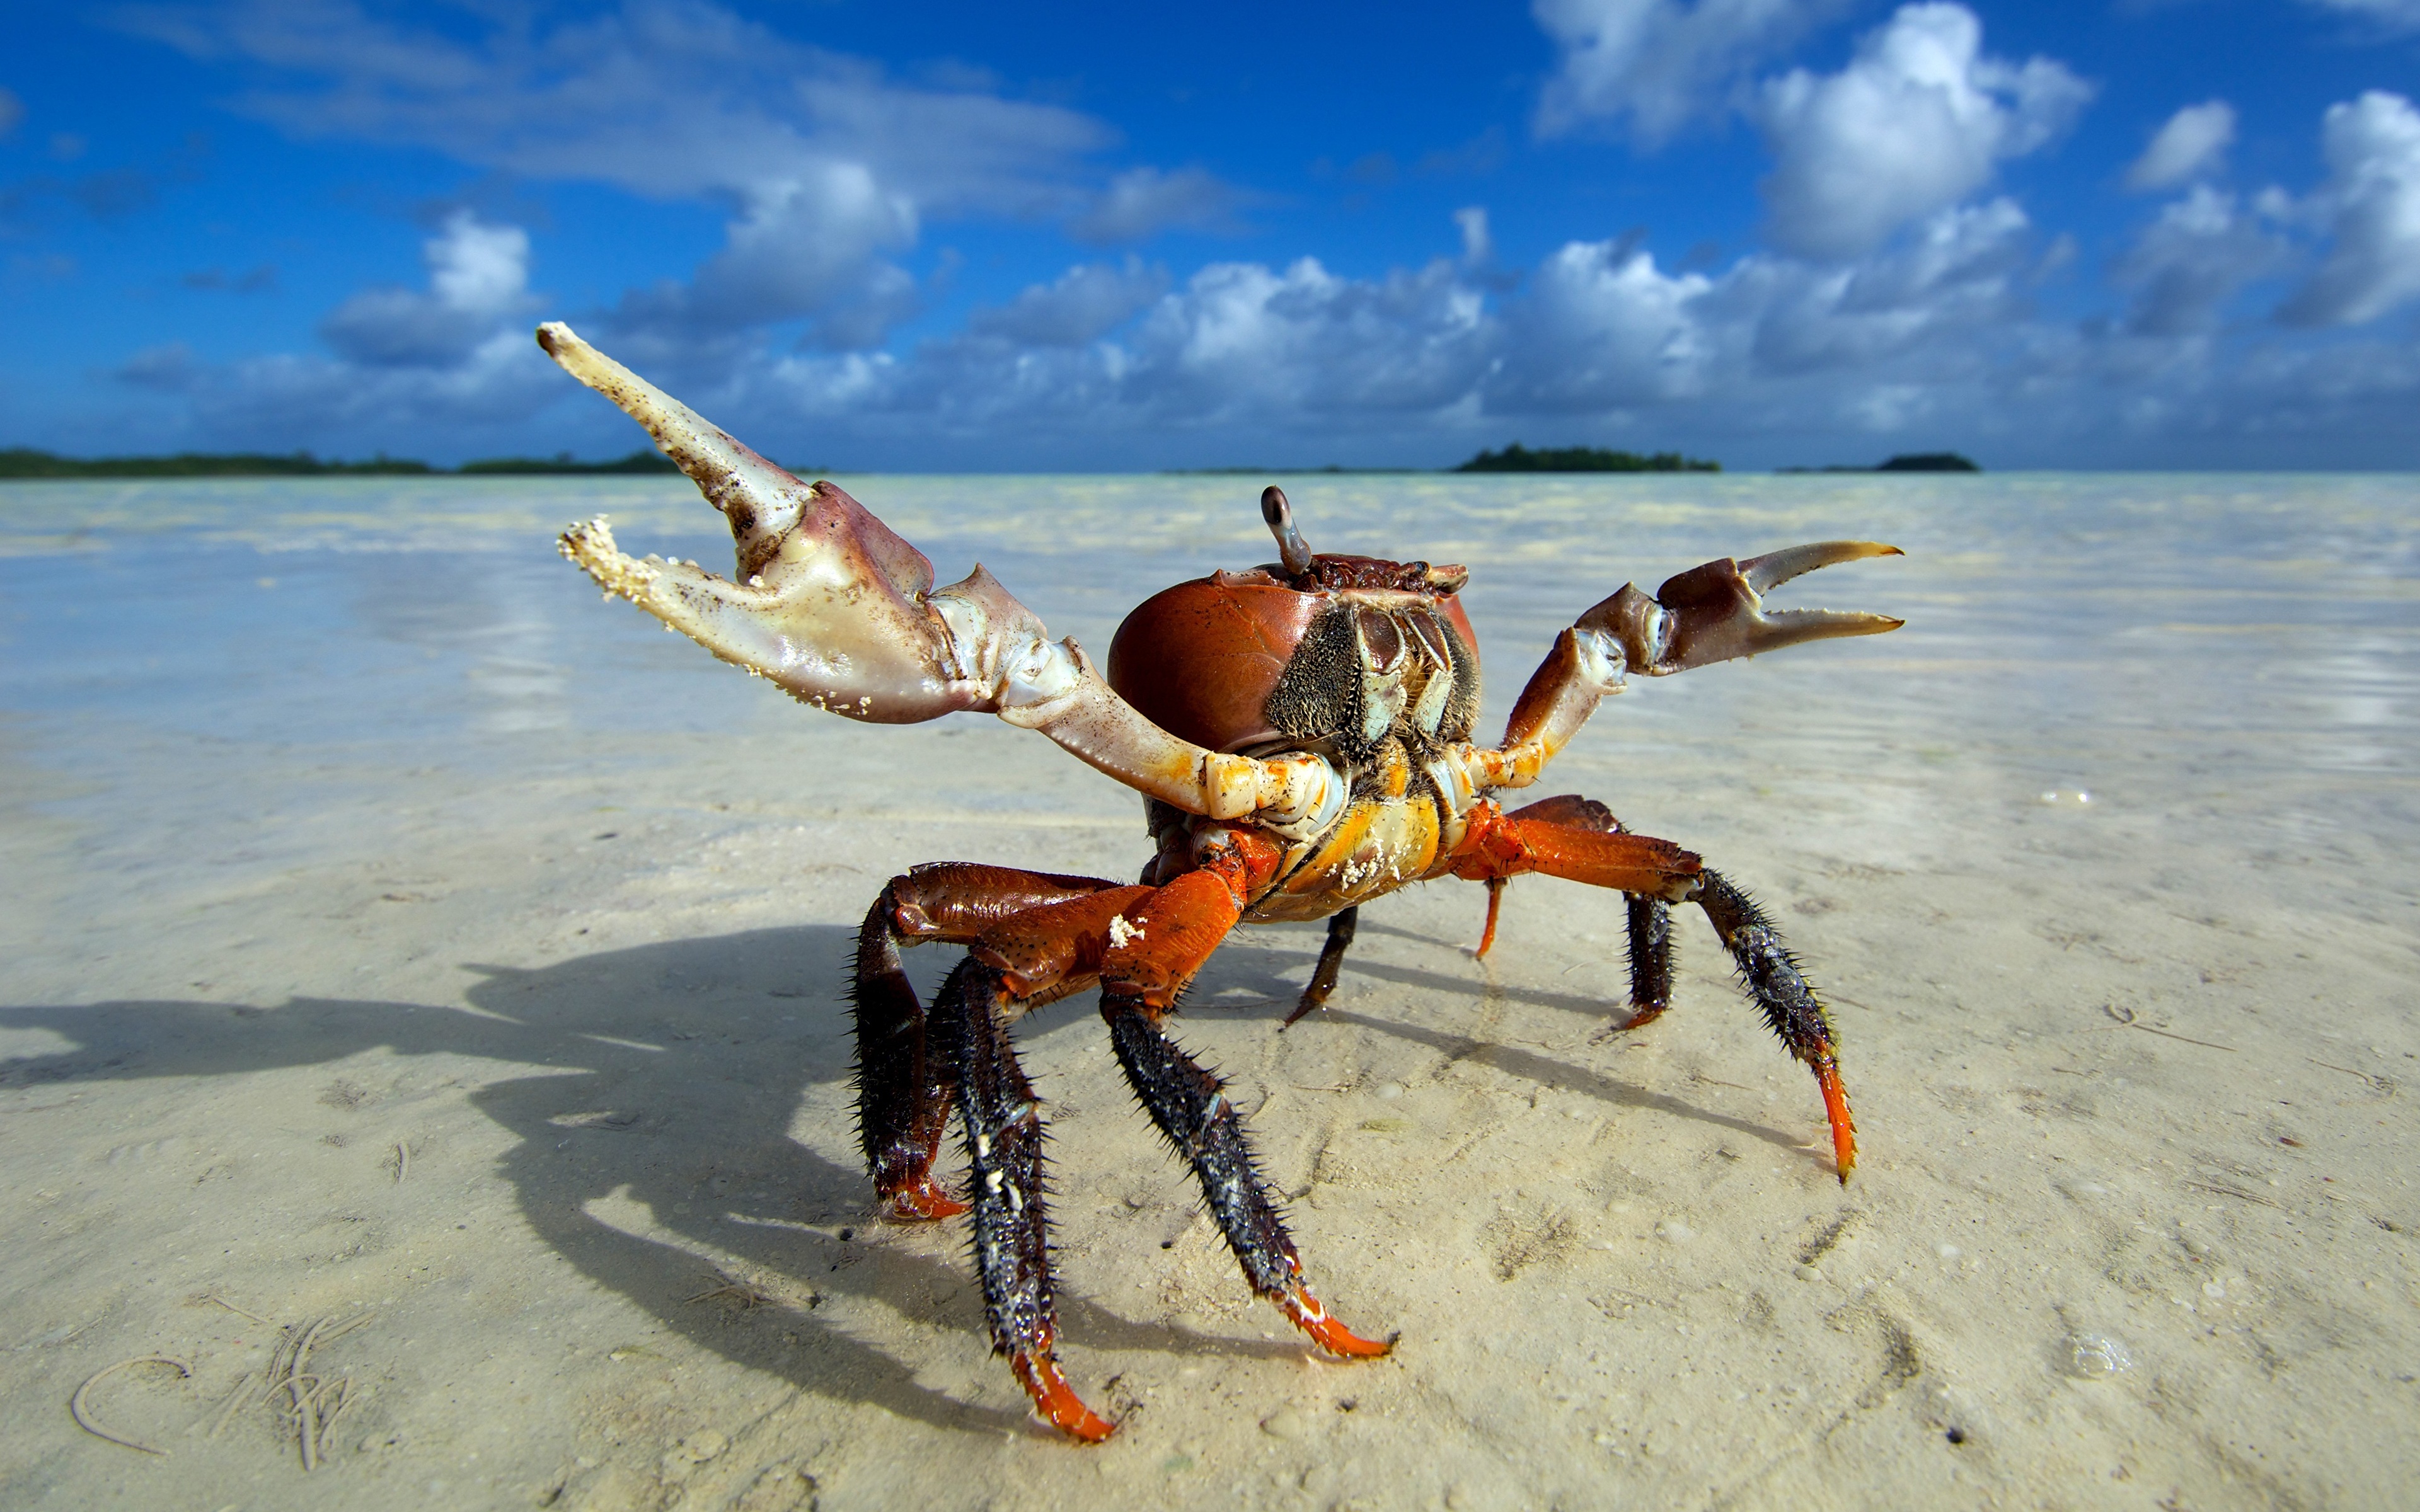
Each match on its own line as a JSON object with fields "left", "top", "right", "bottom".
{"left": 538, "top": 321, "right": 1903, "bottom": 1443}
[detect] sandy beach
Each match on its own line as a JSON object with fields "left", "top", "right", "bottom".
{"left": 3, "top": 470, "right": 2414, "bottom": 1510}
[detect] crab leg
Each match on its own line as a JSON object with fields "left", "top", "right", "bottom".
{"left": 1279, "top": 905, "right": 1358, "bottom": 1028}
{"left": 1464, "top": 541, "right": 1903, "bottom": 793}
{"left": 853, "top": 865, "right": 1129, "bottom": 1220}
{"left": 539, "top": 323, "right": 1335, "bottom": 831}
{"left": 1098, "top": 840, "right": 1391, "bottom": 1358}
{"left": 1473, "top": 796, "right": 1674, "bottom": 1022}
{"left": 1446, "top": 810, "right": 1857, "bottom": 1182}
{"left": 930, "top": 956, "right": 1114, "bottom": 1442}
{"left": 908, "top": 835, "right": 1380, "bottom": 1441}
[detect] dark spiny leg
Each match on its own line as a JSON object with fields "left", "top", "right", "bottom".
{"left": 1625, "top": 894, "right": 1673, "bottom": 1027}
{"left": 1497, "top": 795, "right": 1673, "bottom": 1027}
{"left": 1102, "top": 992, "right": 1392, "bottom": 1358}
{"left": 1281, "top": 906, "right": 1358, "bottom": 1029}
{"left": 932, "top": 957, "right": 1113, "bottom": 1442}
{"left": 851, "top": 886, "right": 963, "bottom": 1220}
{"left": 1690, "top": 868, "right": 1857, "bottom": 1181}
{"left": 851, "top": 865, "right": 1124, "bottom": 1221}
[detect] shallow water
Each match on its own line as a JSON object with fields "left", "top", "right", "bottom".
{"left": 6, "top": 471, "right": 2415, "bottom": 920}
{"left": 3, "top": 472, "right": 2416, "bottom": 1511}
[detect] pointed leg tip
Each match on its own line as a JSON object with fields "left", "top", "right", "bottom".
{"left": 1281, "top": 1285, "right": 1393, "bottom": 1358}
{"left": 884, "top": 1183, "right": 969, "bottom": 1222}
{"left": 1311, "top": 1319, "right": 1395, "bottom": 1359}
{"left": 1013, "top": 1353, "right": 1117, "bottom": 1443}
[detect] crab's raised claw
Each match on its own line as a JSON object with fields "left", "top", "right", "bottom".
{"left": 1583, "top": 541, "right": 1904, "bottom": 677}
{"left": 544, "top": 321, "right": 1010, "bottom": 724}
{"left": 541, "top": 322, "right": 1337, "bottom": 830}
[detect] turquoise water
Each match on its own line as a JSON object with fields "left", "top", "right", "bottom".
{"left": 3, "top": 471, "right": 2416, "bottom": 929}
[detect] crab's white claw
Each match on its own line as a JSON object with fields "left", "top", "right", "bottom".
{"left": 543, "top": 321, "right": 1021, "bottom": 723}
{"left": 540, "top": 322, "right": 1336, "bottom": 828}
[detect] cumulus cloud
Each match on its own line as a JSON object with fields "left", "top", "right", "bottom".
{"left": 1533, "top": 0, "right": 1834, "bottom": 142}
{"left": 2127, "top": 101, "right": 2235, "bottom": 192}
{"left": 114, "top": 210, "right": 558, "bottom": 453}
{"left": 2111, "top": 186, "right": 2286, "bottom": 337}
{"left": 2300, "top": 0, "right": 2420, "bottom": 30}
{"left": 320, "top": 211, "right": 534, "bottom": 366}
{"left": 2278, "top": 91, "right": 2420, "bottom": 327}
{"left": 116, "top": 0, "right": 1238, "bottom": 352}
{"left": 967, "top": 260, "right": 1170, "bottom": 347}
{"left": 1755, "top": 4, "right": 2091, "bottom": 261}
{"left": 1455, "top": 207, "right": 1494, "bottom": 266}
{"left": 1492, "top": 239, "right": 1713, "bottom": 410}
{"left": 1071, "top": 168, "right": 1245, "bottom": 243}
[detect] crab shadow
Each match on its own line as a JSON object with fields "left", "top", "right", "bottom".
{"left": 2, "top": 919, "right": 1812, "bottom": 1438}
{"left": 0, "top": 924, "right": 1309, "bottom": 1440}
{"left": 1207, "top": 925, "right": 1819, "bottom": 1161}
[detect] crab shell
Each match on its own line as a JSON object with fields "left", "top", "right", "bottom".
{"left": 1106, "top": 554, "right": 1483, "bottom": 759}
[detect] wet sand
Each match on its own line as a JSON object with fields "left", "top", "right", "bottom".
{"left": 3, "top": 472, "right": 2415, "bottom": 1509}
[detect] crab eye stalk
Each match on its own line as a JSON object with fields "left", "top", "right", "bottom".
{"left": 1261, "top": 485, "right": 1315, "bottom": 578}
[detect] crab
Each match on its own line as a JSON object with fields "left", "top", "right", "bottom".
{"left": 536, "top": 320, "right": 1903, "bottom": 1442}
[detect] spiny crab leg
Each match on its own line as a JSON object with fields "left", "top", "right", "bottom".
{"left": 539, "top": 321, "right": 1338, "bottom": 832}
{"left": 1467, "top": 540, "right": 1903, "bottom": 795}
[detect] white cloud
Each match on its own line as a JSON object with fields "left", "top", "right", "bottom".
{"left": 2112, "top": 186, "right": 2285, "bottom": 336}
{"left": 2278, "top": 91, "right": 2420, "bottom": 328}
{"left": 2127, "top": 101, "right": 2235, "bottom": 192}
{"left": 1756, "top": 4, "right": 2090, "bottom": 260}
{"left": 967, "top": 260, "right": 1170, "bottom": 347}
{"left": 1491, "top": 239, "right": 1713, "bottom": 410}
{"left": 2300, "top": 0, "right": 2420, "bottom": 30}
{"left": 320, "top": 211, "right": 534, "bottom": 367}
{"left": 113, "top": 210, "right": 559, "bottom": 452}
{"left": 1119, "top": 255, "right": 1495, "bottom": 420}
{"left": 1071, "top": 168, "right": 1244, "bottom": 243}
{"left": 1734, "top": 197, "right": 2036, "bottom": 375}
{"left": 1455, "top": 207, "right": 1494, "bottom": 266}
{"left": 116, "top": 0, "right": 1236, "bottom": 351}
{"left": 1533, "top": 0, "right": 1833, "bottom": 142}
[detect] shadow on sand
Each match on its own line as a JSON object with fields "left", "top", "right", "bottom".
{"left": 1, "top": 920, "right": 1805, "bottom": 1437}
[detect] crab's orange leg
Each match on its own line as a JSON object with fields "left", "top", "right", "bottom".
{"left": 1475, "top": 796, "right": 1675, "bottom": 1021}
{"left": 916, "top": 835, "right": 1383, "bottom": 1444}
{"left": 1446, "top": 807, "right": 1858, "bottom": 1183}
{"left": 1449, "top": 802, "right": 1703, "bottom": 898}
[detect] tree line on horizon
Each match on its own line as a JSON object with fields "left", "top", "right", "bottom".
{"left": 1, "top": 442, "right": 1979, "bottom": 479}
{"left": 0, "top": 447, "right": 680, "bottom": 479}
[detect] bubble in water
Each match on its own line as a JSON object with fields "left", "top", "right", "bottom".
{"left": 2065, "top": 1332, "right": 2134, "bottom": 1379}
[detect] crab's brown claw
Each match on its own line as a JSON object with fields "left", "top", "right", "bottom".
{"left": 540, "top": 323, "right": 1337, "bottom": 830}
{"left": 1470, "top": 541, "right": 1901, "bottom": 795}
{"left": 1587, "top": 541, "right": 1904, "bottom": 677}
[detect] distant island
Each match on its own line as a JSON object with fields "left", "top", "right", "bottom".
{"left": 0, "top": 447, "right": 683, "bottom": 479}
{"left": 1778, "top": 452, "right": 1981, "bottom": 474}
{"left": 1455, "top": 443, "right": 1720, "bottom": 474}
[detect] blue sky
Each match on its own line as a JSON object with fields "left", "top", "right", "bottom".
{"left": 2, "top": 1, "right": 2416, "bottom": 470}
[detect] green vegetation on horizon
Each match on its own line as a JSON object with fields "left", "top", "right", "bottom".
{"left": 1778, "top": 452, "right": 1982, "bottom": 474}
{"left": 1454, "top": 442, "right": 1721, "bottom": 474}
{"left": 0, "top": 447, "right": 683, "bottom": 479}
